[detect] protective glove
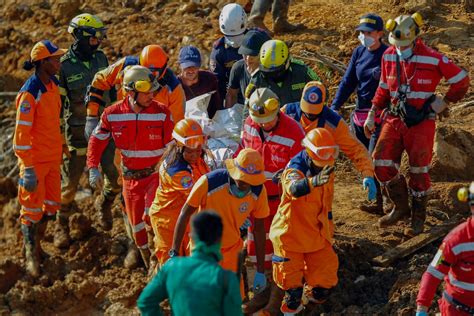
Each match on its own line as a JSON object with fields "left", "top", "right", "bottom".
{"left": 62, "top": 144, "right": 71, "bottom": 159}
{"left": 20, "top": 167, "right": 38, "bottom": 192}
{"left": 89, "top": 167, "right": 103, "bottom": 190}
{"left": 363, "top": 109, "right": 376, "bottom": 139}
{"left": 430, "top": 95, "right": 450, "bottom": 121}
{"left": 240, "top": 218, "right": 252, "bottom": 230}
{"left": 253, "top": 272, "right": 267, "bottom": 294}
{"left": 363, "top": 177, "right": 377, "bottom": 201}
{"left": 415, "top": 310, "right": 428, "bottom": 316}
{"left": 84, "top": 116, "right": 99, "bottom": 140}
{"left": 311, "top": 165, "right": 334, "bottom": 187}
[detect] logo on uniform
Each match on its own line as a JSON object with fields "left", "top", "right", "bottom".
{"left": 246, "top": 164, "right": 256, "bottom": 174}
{"left": 20, "top": 101, "right": 31, "bottom": 114}
{"left": 442, "top": 56, "right": 449, "bottom": 64}
{"left": 180, "top": 176, "right": 193, "bottom": 189}
{"left": 239, "top": 202, "right": 249, "bottom": 213}
{"left": 308, "top": 92, "right": 319, "bottom": 103}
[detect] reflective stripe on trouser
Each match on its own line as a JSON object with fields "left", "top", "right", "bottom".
{"left": 61, "top": 141, "right": 120, "bottom": 205}
{"left": 220, "top": 239, "right": 245, "bottom": 297}
{"left": 150, "top": 204, "right": 190, "bottom": 266}
{"left": 272, "top": 240, "right": 338, "bottom": 290}
{"left": 372, "top": 115, "right": 435, "bottom": 194}
{"left": 122, "top": 173, "right": 159, "bottom": 249}
{"left": 19, "top": 161, "right": 61, "bottom": 225}
{"left": 438, "top": 297, "right": 470, "bottom": 316}
{"left": 247, "top": 198, "right": 279, "bottom": 270}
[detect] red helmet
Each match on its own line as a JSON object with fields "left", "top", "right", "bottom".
{"left": 139, "top": 45, "right": 169, "bottom": 79}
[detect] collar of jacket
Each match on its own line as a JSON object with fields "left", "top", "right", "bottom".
{"left": 192, "top": 240, "right": 223, "bottom": 262}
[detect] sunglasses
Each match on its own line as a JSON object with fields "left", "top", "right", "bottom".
{"left": 80, "top": 26, "right": 107, "bottom": 40}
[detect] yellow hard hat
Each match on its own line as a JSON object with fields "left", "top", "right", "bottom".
{"left": 387, "top": 13, "right": 423, "bottom": 47}
{"left": 259, "top": 39, "right": 289, "bottom": 73}
{"left": 248, "top": 88, "right": 280, "bottom": 124}
{"left": 123, "top": 65, "right": 159, "bottom": 93}
{"left": 68, "top": 13, "right": 107, "bottom": 39}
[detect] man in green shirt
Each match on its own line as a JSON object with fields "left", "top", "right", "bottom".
{"left": 137, "top": 211, "right": 242, "bottom": 316}
{"left": 58, "top": 13, "right": 121, "bottom": 248}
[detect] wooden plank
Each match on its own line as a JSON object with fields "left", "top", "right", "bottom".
{"left": 372, "top": 217, "right": 461, "bottom": 267}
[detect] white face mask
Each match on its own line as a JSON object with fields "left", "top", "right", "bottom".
{"left": 358, "top": 32, "right": 375, "bottom": 49}
{"left": 395, "top": 46, "right": 413, "bottom": 60}
{"left": 225, "top": 33, "right": 245, "bottom": 48}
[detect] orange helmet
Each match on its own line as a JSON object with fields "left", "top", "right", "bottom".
{"left": 139, "top": 45, "right": 169, "bottom": 79}
{"left": 172, "top": 118, "right": 207, "bottom": 149}
{"left": 302, "top": 128, "right": 339, "bottom": 167}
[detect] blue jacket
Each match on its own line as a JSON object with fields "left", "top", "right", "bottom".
{"left": 210, "top": 37, "right": 242, "bottom": 100}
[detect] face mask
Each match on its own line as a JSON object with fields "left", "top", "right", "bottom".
{"left": 358, "top": 33, "right": 375, "bottom": 49}
{"left": 396, "top": 46, "right": 413, "bottom": 60}
{"left": 229, "top": 183, "right": 250, "bottom": 198}
{"left": 225, "top": 33, "right": 245, "bottom": 48}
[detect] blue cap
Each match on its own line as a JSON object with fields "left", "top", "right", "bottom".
{"left": 356, "top": 13, "right": 384, "bottom": 32}
{"left": 238, "top": 29, "right": 272, "bottom": 56}
{"left": 178, "top": 45, "right": 201, "bottom": 69}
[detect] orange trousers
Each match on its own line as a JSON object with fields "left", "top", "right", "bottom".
{"left": 220, "top": 239, "right": 245, "bottom": 297}
{"left": 18, "top": 161, "right": 61, "bottom": 225}
{"left": 273, "top": 240, "right": 339, "bottom": 290}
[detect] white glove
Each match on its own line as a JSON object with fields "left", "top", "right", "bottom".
{"left": 363, "top": 110, "right": 376, "bottom": 139}
{"left": 430, "top": 95, "right": 447, "bottom": 114}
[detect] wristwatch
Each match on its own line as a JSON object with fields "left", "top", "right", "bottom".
{"left": 168, "top": 249, "right": 179, "bottom": 258}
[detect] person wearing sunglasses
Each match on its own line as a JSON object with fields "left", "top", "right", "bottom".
{"left": 87, "top": 66, "right": 174, "bottom": 273}
{"left": 283, "top": 81, "right": 376, "bottom": 203}
{"left": 268, "top": 128, "right": 340, "bottom": 314}
{"left": 57, "top": 13, "right": 120, "bottom": 248}
{"left": 85, "top": 44, "right": 185, "bottom": 139}
{"left": 149, "top": 118, "right": 211, "bottom": 268}
{"left": 239, "top": 87, "right": 305, "bottom": 314}
{"left": 171, "top": 148, "right": 270, "bottom": 298}
{"left": 14, "top": 40, "right": 67, "bottom": 278}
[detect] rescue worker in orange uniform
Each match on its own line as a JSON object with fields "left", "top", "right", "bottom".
{"left": 283, "top": 81, "right": 377, "bottom": 203}
{"left": 416, "top": 182, "right": 474, "bottom": 316}
{"left": 269, "top": 128, "right": 339, "bottom": 315}
{"left": 14, "top": 40, "right": 67, "bottom": 277}
{"left": 171, "top": 148, "right": 270, "bottom": 296}
{"left": 149, "top": 118, "right": 210, "bottom": 267}
{"left": 84, "top": 44, "right": 185, "bottom": 139}
{"left": 239, "top": 87, "right": 305, "bottom": 314}
{"left": 87, "top": 66, "right": 174, "bottom": 271}
{"left": 364, "top": 13, "right": 469, "bottom": 236}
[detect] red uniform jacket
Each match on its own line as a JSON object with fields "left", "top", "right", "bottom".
{"left": 87, "top": 97, "right": 173, "bottom": 171}
{"left": 417, "top": 217, "right": 474, "bottom": 309}
{"left": 241, "top": 112, "right": 305, "bottom": 197}
{"left": 372, "top": 39, "right": 469, "bottom": 111}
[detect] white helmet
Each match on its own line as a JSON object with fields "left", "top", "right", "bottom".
{"left": 219, "top": 3, "right": 247, "bottom": 36}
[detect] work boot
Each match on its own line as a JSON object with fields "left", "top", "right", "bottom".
{"left": 378, "top": 176, "right": 410, "bottom": 228}
{"left": 359, "top": 191, "right": 384, "bottom": 215}
{"left": 36, "top": 215, "right": 53, "bottom": 258}
{"left": 260, "top": 283, "right": 286, "bottom": 316}
{"left": 95, "top": 193, "right": 115, "bottom": 231}
{"left": 242, "top": 283, "right": 271, "bottom": 314}
{"left": 124, "top": 244, "right": 141, "bottom": 269}
{"left": 139, "top": 247, "right": 151, "bottom": 270}
{"left": 54, "top": 211, "right": 71, "bottom": 249}
{"left": 280, "top": 287, "right": 304, "bottom": 315}
{"left": 21, "top": 223, "right": 41, "bottom": 278}
{"left": 405, "top": 195, "right": 428, "bottom": 237}
{"left": 248, "top": 16, "right": 272, "bottom": 35}
{"left": 272, "top": 0, "right": 305, "bottom": 34}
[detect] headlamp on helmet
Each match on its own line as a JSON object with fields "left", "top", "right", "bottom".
{"left": 123, "top": 65, "right": 159, "bottom": 93}
{"left": 386, "top": 12, "right": 423, "bottom": 47}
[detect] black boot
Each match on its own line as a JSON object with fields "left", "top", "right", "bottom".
{"left": 272, "top": 0, "right": 305, "bottom": 34}
{"left": 378, "top": 175, "right": 410, "bottom": 228}
{"left": 405, "top": 195, "right": 428, "bottom": 237}
{"left": 95, "top": 193, "right": 116, "bottom": 231}
{"left": 21, "top": 223, "right": 41, "bottom": 278}
{"left": 54, "top": 210, "right": 71, "bottom": 249}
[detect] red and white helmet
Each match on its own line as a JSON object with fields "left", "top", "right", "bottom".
{"left": 219, "top": 3, "right": 247, "bottom": 36}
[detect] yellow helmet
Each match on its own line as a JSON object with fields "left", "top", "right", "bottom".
{"left": 259, "top": 40, "right": 290, "bottom": 73}
{"left": 68, "top": 13, "right": 107, "bottom": 40}
{"left": 386, "top": 13, "right": 423, "bottom": 47}
{"left": 123, "top": 65, "right": 159, "bottom": 93}
{"left": 248, "top": 88, "right": 280, "bottom": 124}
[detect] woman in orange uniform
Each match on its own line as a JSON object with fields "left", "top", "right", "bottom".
{"left": 149, "top": 118, "right": 210, "bottom": 267}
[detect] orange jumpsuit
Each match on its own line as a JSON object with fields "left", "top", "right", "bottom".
{"left": 185, "top": 169, "right": 270, "bottom": 273}
{"left": 86, "top": 56, "right": 185, "bottom": 122}
{"left": 149, "top": 157, "right": 209, "bottom": 266}
{"left": 270, "top": 150, "right": 338, "bottom": 291}
{"left": 14, "top": 75, "right": 63, "bottom": 225}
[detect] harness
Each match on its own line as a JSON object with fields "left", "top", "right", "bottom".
{"left": 122, "top": 164, "right": 157, "bottom": 180}
{"left": 443, "top": 291, "right": 474, "bottom": 315}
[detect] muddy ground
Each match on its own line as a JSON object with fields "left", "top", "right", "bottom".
{"left": 0, "top": 0, "right": 473, "bottom": 315}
